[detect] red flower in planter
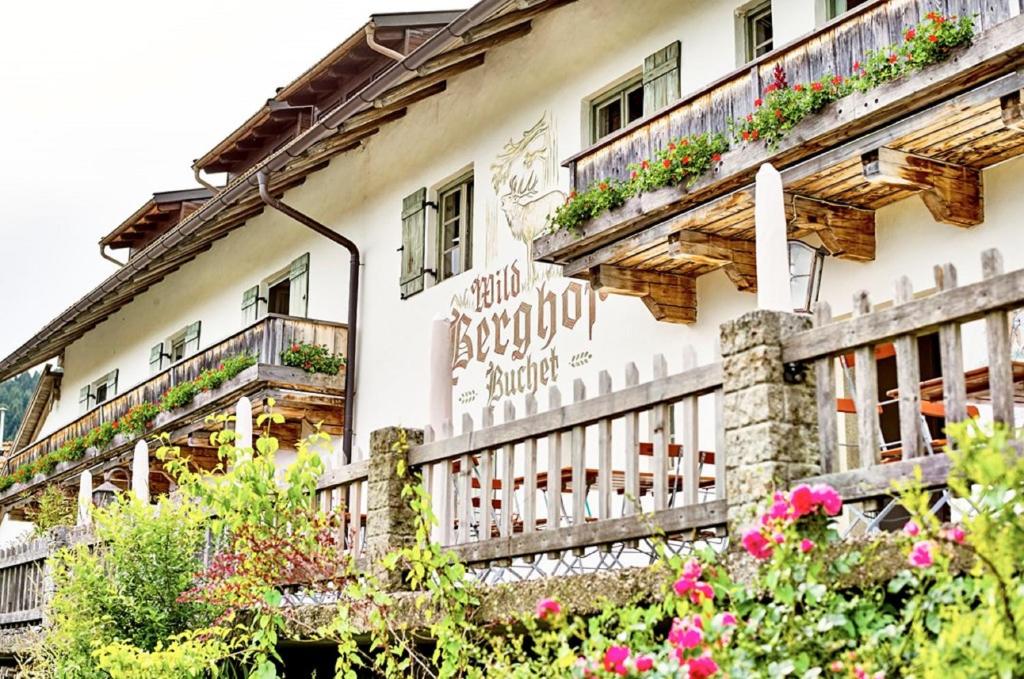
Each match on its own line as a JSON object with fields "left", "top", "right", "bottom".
{"left": 928, "top": 34, "right": 938, "bottom": 43}
{"left": 641, "top": 159, "right": 650, "bottom": 170}
{"left": 668, "top": 142, "right": 676, "bottom": 151}
{"left": 662, "top": 158, "right": 672, "bottom": 169}
{"left": 751, "top": 129, "right": 760, "bottom": 140}
{"left": 794, "top": 83, "right": 804, "bottom": 92}
{"left": 712, "top": 153, "right": 721, "bottom": 162}
{"left": 853, "top": 60, "right": 861, "bottom": 71}
{"left": 291, "top": 344, "right": 301, "bottom": 352}
{"left": 741, "top": 130, "right": 750, "bottom": 141}
{"left": 754, "top": 98, "right": 763, "bottom": 107}
{"left": 630, "top": 171, "right": 638, "bottom": 180}
{"left": 746, "top": 113, "right": 753, "bottom": 122}
{"left": 905, "top": 28, "right": 916, "bottom": 40}
{"left": 303, "top": 361, "right": 313, "bottom": 370}
{"left": 598, "top": 181, "right": 609, "bottom": 191}
{"left": 831, "top": 75, "right": 843, "bottom": 86}
{"left": 811, "top": 82, "right": 823, "bottom": 92}
{"left": 774, "top": 109, "right": 783, "bottom": 120}
{"left": 888, "top": 53, "right": 899, "bottom": 63}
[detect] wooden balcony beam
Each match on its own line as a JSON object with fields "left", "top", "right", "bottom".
{"left": 785, "top": 193, "right": 876, "bottom": 262}
{"left": 589, "top": 264, "right": 696, "bottom": 324}
{"left": 1001, "top": 90, "right": 1024, "bottom": 131}
{"left": 666, "top": 232, "right": 757, "bottom": 292}
{"left": 862, "top": 147, "right": 983, "bottom": 228}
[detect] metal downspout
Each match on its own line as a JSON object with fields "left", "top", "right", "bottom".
{"left": 256, "top": 170, "right": 360, "bottom": 463}
{"left": 99, "top": 244, "right": 126, "bottom": 267}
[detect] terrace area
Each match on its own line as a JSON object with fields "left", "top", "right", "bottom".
{"left": 533, "top": 0, "right": 1024, "bottom": 323}
{"left": 0, "top": 315, "right": 347, "bottom": 519}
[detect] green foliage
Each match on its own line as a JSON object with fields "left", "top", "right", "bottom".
{"left": 159, "top": 354, "right": 256, "bottom": 410}
{"left": 547, "top": 11, "right": 975, "bottom": 235}
{"left": 280, "top": 342, "right": 346, "bottom": 376}
{"left": 25, "top": 496, "right": 214, "bottom": 678}
{"left": 26, "top": 484, "right": 76, "bottom": 535}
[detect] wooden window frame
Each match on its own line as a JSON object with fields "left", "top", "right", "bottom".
{"left": 744, "top": 1, "right": 774, "bottom": 62}
{"left": 435, "top": 174, "right": 474, "bottom": 283}
{"left": 589, "top": 75, "right": 644, "bottom": 143}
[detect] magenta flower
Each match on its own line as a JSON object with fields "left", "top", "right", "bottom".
{"left": 943, "top": 525, "right": 966, "bottom": 544}
{"left": 908, "top": 540, "right": 935, "bottom": 568}
{"left": 668, "top": 617, "right": 704, "bottom": 649}
{"left": 768, "top": 499, "right": 790, "bottom": 521}
{"left": 686, "top": 652, "right": 720, "bottom": 678}
{"left": 903, "top": 520, "right": 920, "bottom": 537}
{"left": 635, "top": 656, "right": 654, "bottom": 672}
{"left": 681, "top": 558, "right": 703, "bottom": 580}
{"left": 715, "top": 611, "right": 738, "bottom": 627}
{"left": 742, "top": 529, "right": 774, "bottom": 560}
{"left": 535, "top": 597, "right": 561, "bottom": 620}
{"left": 602, "top": 646, "right": 630, "bottom": 676}
{"left": 812, "top": 484, "right": 843, "bottom": 515}
{"left": 772, "top": 533, "right": 785, "bottom": 545}
{"left": 790, "top": 484, "right": 815, "bottom": 516}
{"left": 800, "top": 538, "right": 815, "bottom": 553}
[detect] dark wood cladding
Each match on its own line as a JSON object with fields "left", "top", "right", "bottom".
{"left": 568, "top": 0, "right": 1018, "bottom": 191}
{"left": 4, "top": 315, "right": 347, "bottom": 474}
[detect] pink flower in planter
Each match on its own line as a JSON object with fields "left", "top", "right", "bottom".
{"left": 800, "top": 538, "right": 815, "bottom": 553}
{"left": 603, "top": 646, "right": 630, "bottom": 676}
{"left": 535, "top": 597, "right": 561, "bottom": 620}
{"left": 947, "top": 526, "right": 966, "bottom": 544}
{"left": 903, "top": 520, "right": 920, "bottom": 537}
{"left": 742, "top": 529, "right": 773, "bottom": 560}
{"left": 669, "top": 617, "right": 704, "bottom": 650}
{"left": 635, "top": 656, "right": 654, "bottom": 672}
{"left": 908, "top": 540, "right": 935, "bottom": 568}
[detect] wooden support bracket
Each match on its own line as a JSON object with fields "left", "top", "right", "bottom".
{"left": 666, "top": 231, "right": 757, "bottom": 291}
{"left": 785, "top": 193, "right": 876, "bottom": 261}
{"left": 862, "top": 147, "right": 983, "bottom": 227}
{"left": 1001, "top": 90, "right": 1024, "bottom": 132}
{"left": 589, "top": 265, "right": 697, "bottom": 324}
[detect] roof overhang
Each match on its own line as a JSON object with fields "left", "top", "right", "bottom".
{"left": 0, "top": 0, "right": 570, "bottom": 383}
{"left": 99, "top": 188, "right": 214, "bottom": 251}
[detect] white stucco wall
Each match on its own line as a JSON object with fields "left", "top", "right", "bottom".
{"left": 32, "top": 0, "right": 1024, "bottom": 471}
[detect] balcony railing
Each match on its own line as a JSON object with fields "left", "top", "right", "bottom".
{"left": 534, "top": 0, "right": 1024, "bottom": 273}
{"left": 3, "top": 314, "right": 347, "bottom": 476}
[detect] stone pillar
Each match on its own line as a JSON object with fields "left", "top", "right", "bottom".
{"left": 40, "top": 526, "right": 73, "bottom": 628}
{"left": 720, "top": 310, "right": 820, "bottom": 532}
{"left": 364, "top": 427, "right": 422, "bottom": 589}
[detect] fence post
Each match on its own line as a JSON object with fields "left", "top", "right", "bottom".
{"left": 720, "top": 310, "right": 820, "bottom": 533}
{"left": 364, "top": 426, "right": 423, "bottom": 589}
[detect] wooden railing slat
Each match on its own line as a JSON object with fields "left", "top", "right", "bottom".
{"left": 813, "top": 302, "right": 839, "bottom": 472}
{"left": 652, "top": 356, "right": 670, "bottom": 512}
{"left": 982, "top": 250, "right": 1015, "bottom": 427}
{"left": 852, "top": 292, "right": 881, "bottom": 468}
{"left": 893, "top": 277, "right": 923, "bottom": 459}
{"left": 936, "top": 264, "right": 968, "bottom": 424}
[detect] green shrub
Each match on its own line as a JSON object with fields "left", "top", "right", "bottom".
{"left": 280, "top": 342, "right": 345, "bottom": 375}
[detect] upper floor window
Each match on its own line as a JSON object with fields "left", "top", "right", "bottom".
{"left": 79, "top": 370, "right": 118, "bottom": 413}
{"left": 240, "top": 253, "right": 310, "bottom": 324}
{"left": 399, "top": 170, "right": 475, "bottom": 298}
{"left": 591, "top": 77, "right": 644, "bottom": 142}
{"left": 827, "top": 0, "right": 871, "bottom": 19}
{"left": 588, "top": 42, "right": 680, "bottom": 144}
{"left": 150, "top": 322, "right": 201, "bottom": 374}
{"left": 744, "top": 2, "right": 774, "bottom": 62}
{"left": 437, "top": 175, "right": 474, "bottom": 282}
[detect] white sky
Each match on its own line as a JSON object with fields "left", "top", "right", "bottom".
{"left": 0, "top": 0, "right": 471, "bottom": 363}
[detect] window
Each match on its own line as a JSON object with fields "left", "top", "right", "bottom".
{"left": 744, "top": 2, "right": 774, "bottom": 62}
{"left": 587, "top": 42, "right": 680, "bottom": 144}
{"left": 240, "top": 253, "right": 310, "bottom": 323}
{"left": 149, "top": 321, "right": 201, "bottom": 374}
{"left": 827, "top": 0, "right": 871, "bottom": 19}
{"left": 79, "top": 370, "right": 118, "bottom": 413}
{"left": 437, "top": 175, "right": 474, "bottom": 282}
{"left": 591, "top": 78, "right": 644, "bottom": 141}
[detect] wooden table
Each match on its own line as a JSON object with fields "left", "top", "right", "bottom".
{"left": 910, "top": 361, "right": 1024, "bottom": 404}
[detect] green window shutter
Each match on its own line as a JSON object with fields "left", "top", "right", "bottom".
{"left": 184, "top": 321, "right": 202, "bottom": 355}
{"left": 288, "top": 253, "right": 310, "bottom": 318}
{"left": 105, "top": 369, "right": 119, "bottom": 398}
{"left": 149, "top": 343, "right": 165, "bottom": 373}
{"left": 400, "top": 188, "right": 427, "bottom": 299}
{"left": 79, "top": 385, "right": 92, "bottom": 413}
{"left": 643, "top": 41, "right": 681, "bottom": 114}
{"left": 241, "top": 285, "right": 259, "bottom": 325}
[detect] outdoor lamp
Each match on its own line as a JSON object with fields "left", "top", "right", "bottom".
{"left": 788, "top": 239, "right": 828, "bottom": 314}
{"left": 92, "top": 474, "right": 120, "bottom": 508}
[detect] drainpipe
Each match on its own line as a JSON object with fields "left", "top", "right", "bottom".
{"left": 365, "top": 22, "right": 406, "bottom": 62}
{"left": 99, "top": 244, "right": 126, "bottom": 268}
{"left": 193, "top": 165, "right": 221, "bottom": 194}
{"left": 257, "top": 170, "right": 360, "bottom": 463}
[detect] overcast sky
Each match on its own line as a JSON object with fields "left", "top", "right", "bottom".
{"left": 0, "top": 0, "right": 470, "bottom": 363}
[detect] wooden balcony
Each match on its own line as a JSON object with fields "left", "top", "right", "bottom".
{"left": 533, "top": 0, "right": 1024, "bottom": 323}
{"left": 0, "top": 315, "right": 347, "bottom": 516}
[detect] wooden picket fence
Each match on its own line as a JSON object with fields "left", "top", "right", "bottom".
{"left": 407, "top": 351, "right": 728, "bottom": 565}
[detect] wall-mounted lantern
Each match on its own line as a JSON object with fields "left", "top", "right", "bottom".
{"left": 788, "top": 239, "right": 828, "bottom": 314}
{"left": 91, "top": 474, "right": 120, "bottom": 509}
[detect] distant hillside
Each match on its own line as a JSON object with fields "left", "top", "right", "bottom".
{"left": 0, "top": 371, "right": 40, "bottom": 442}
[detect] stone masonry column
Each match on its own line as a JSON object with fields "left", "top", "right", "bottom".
{"left": 364, "top": 427, "right": 422, "bottom": 589}
{"left": 720, "top": 310, "right": 820, "bottom": 533}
